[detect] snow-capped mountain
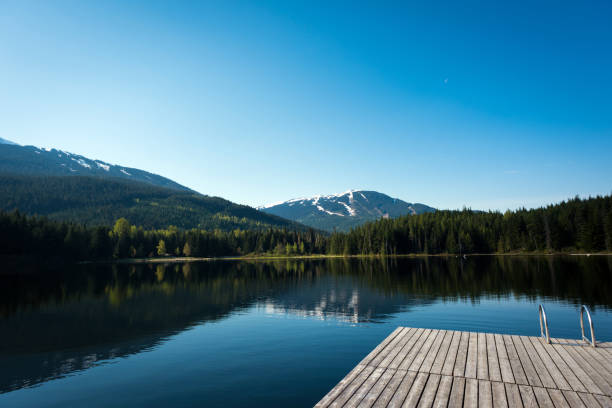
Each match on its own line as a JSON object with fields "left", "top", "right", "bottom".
{"left": 260, "top": 190, "right": 435, "bottom": 232}
{"left": 0, "top": 138, "right": 309, "bottom": 231}
{"left": 0, "top": 140, "right": 189, "bottom": 191}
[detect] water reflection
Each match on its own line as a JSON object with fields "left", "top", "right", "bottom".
{"left": 1, "top": 256, "right": 611, "bottom": 394}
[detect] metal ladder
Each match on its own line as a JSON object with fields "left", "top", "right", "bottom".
{"left": 580, "top": 305, "right": 596, "bottom": 347}
{"left": 539, "top": 304, "right": 551, "bottom": 344}
{"left": 538, "top": 304, "right": 596, "bottom": 347}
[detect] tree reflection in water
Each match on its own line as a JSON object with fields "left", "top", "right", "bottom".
{"left": 1, "top": 255, "right": 611, "bottom": 394}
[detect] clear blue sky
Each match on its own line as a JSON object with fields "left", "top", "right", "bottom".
{"left": 1, "top": 1, "right": 611, "bottom": 210}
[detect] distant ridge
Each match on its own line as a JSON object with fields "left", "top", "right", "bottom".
{"left": 0, "top": 141, "right": 308, "bottom": 231}
{"left": 0, "top": 137, "right": 18, "bottom": 146}
{"left": 0, "top": 142, "right": 189, "bottom": 191}
{"left": 260, "top": 190, "right": 435, "bottom": 232}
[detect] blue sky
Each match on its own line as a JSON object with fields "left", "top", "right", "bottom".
{"left": 1, "top": 1, "right": 611, "bottom": 210}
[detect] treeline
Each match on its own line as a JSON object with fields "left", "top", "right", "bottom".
{"left": 328, "top": 195, "right": 612, "bottom": 255}
{"left": 2, "top": 194, "right": 611, "bottom": 261}
{"left": 0, "top": 211, "right": 327, "bottom": 261}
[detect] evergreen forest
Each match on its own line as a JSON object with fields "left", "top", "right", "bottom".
{"left": 1, "top": 194, "right": 611, "bottom": 262}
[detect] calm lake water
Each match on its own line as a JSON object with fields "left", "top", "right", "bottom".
{"left": 1, "top": 256, "right": 612, "bottom": 407}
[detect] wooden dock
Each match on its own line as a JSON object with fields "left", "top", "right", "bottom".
{"left": 315, "top": 327, "right": 612, "bottom": 407}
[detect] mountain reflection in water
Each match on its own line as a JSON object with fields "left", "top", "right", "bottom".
{"left": 1, "top": 256, "right": 611, "bottom": 396}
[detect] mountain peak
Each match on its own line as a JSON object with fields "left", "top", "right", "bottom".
{"left": 260, "top": 190, "right": 435, "bottom": 231}
{"left": 261, "top": 189, "right": 361, "bottom": 210}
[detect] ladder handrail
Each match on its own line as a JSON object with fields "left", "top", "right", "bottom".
{"left": 580, "top": 305, "right": 596, "bottom": 347}
{"left": 539, "top": 304, "right": 550, "bottom": 344}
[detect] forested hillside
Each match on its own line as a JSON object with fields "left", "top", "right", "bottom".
{"left": 0, "top": 174, "right": 304, "bottom": 231}
{"left": 328, "top": 195, "right": 612, "bottom": 255}
{"left": 1, "top": 195, "right": 611, "bottom": 263}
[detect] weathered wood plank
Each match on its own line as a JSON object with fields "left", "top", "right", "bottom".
{"left": 416, "top": 373, "right": 441, "bottom": 408}
{"left": 547, "top": 389, "right": 570, "bottom": 408}
{"left": 599, "top": 341, "right": 612, "bottom": 348}
{"left": 454, "top": 331, "right": 471, "bottom": 377}
{"left": 561, "top": 390, "right": 587, "bottom": 408}
{"left": 478, "top": 333, "right": 490, "bottom": 381}
{"left": 543, "top": 338, "right": 588, "bottom": 393}
{"left": 369, "top": 328, "right": 410, "bottom": 368}
{"left": 577, "top": 392, "right": 603, "bottom": 407}
{"left": 360, "top": 327, "right": 404, "bottom": 365}
{"left": 503, "top": 335, "right": 529, "bottom": 386}
{"left": 464, "top": 378, "right": 479, "bottom": 408}
{"left": 512, "top": 335, "right": 543, "bottom": 387}
{"left": 421, "top": 330, "right": 448, "bottom": 374}
{"left": 492, "top": 381, "right": 508, "bottom": 408}
{"left": 505, "top": 383, "right": 524, "bottom": 408}
{"left": 356, "top": 367, "right": 397, "bottom": 408}
{"left": 328, "top": 365, "right": 377, "bottom": 408}
{"left": 495, "top": 334, "right": 515, "bottom": 384}
{"left": 554, "top": 337, "right": 612, "bottom": 394}
{"left": 316, "top": 364, "right": 369, "bottom": 407}
{"left": 577, "top": 345, "right": 612, "bottom": 384}
{"left": 431, "top": 330, "right": 454, "bottom": 375}
{"left": 379, "top": 328, "right": 418, "bottom": 369}
{"left": 389, "top": 328, "right": 427, "bottom": 370}
{"left": 442, "top": 331, "right": 461, "bottom": 376}
{"left": 519, "top": 335, "right": 557, "bottom": 389}
{"left": 583, "top": 340, "right": 612, "bottom": 366}
{"left": 386, "top": 370, "right": 417, "bottom": 408}
{"left": 408, "top": 330, "right": 439, "bottom": 372}
{"left": 479, "top": 379, "right": 493, "bottom": 408}
{"left": 397, "top": 329, "right": 433, "bottom": 371}
{"left": 528, "top": 336, "right": 572, "bottom": 391}
{"left": 557, "top": 339, "right": 612, "bottom": 397}
{"left": 532, "top": 386, "right": 555, "bottom": 408}
{"left": 551, "top": 342, "right": 604, "bottom": 395}
{"left": 448, "top": 376, "right": 466, "bottom": 408}
{"left": 432, "top": 375, "right": 453, "bottom": 408}
{"left": 518, "top": 385, "right": 538, "bottom": 408}
{"left": 487, "top": 333, "right": 502, "bottom": 383}
{"left": 401, "top": 372, "right": 429, "bottom": 407}
{"left": 371, "top": 368, "right": 407, "bottom": 408}
{"left": 466, "top": 332, "right": 479, "bottom": 379}
{"left": 593, "top": 394, "right": 612, "bottom": 408}
{"left": 344, "top": 367, "right": 386, "bottom": 408}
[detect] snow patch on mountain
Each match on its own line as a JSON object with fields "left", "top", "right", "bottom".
{"left": 71, "top": 157, "right": 92, "bottom": 169}
{"left": 260, "top": 190, "right": 436, "bottom": 232}
{"left": 0, "top": 142, "right": 190, "bottom": 191}
{"left": 96, "top": 161, "right": 110, "bottom": 171}
{"left": 316, "top": 205, "right": 344, "bottom": 217}
{"left": 339, "top": 201, "right": 356, "bottom": 216}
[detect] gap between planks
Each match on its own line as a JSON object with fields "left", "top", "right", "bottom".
{"left": 316, "top": 327, "right": 612, "bottom": 408}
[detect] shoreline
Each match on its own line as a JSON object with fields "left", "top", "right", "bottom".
{"left": 83, "top": 252, "right": 612, "bottom": 265}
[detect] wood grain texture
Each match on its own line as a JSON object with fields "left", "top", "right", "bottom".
{"left": 492, "top": 381, "right": 508, "bottom": 408}
{"left": 487, "top": 333, "right": 502, "bottom": 383}
{"left": 315, "top": 327, "right": 612, "bottom": 408}
{"left": 431, "top": 330, "right": 454, "bottom": 375}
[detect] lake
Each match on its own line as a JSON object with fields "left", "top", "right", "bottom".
{"left": 1, "top": 256, "right": 612, "bottom": 407}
